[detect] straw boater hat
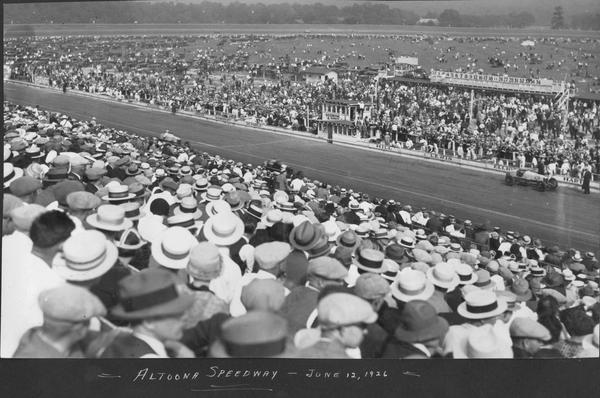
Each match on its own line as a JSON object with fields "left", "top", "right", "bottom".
{"left": 398, "top": 236, "right": 416, "bottom": 249}
{"left": 454, "top": 324, "right": 513, "bottom": 359}
{"left": 455, "top": 263, "right": 478, "bottom": 285}
{"left": 86, "top": 205, "right": 133, "bottom": 232}
{"left": 151, "top": 226, "right": 197, "bottom": 270}
{"left": 427, "top": 262, "right": 460, "bottom": 290}
{"left": 381, "top": 259, "right": 400, "bottom": 282}
{"left": 102, "top": 184, "right": 135, "bottom": 202}
{"left": 245, "top": 202, "right": 264, "bottom": 220}
{"left": 203, "top": 212, "right": 244, "bottom": 246}
{"left": 173, "top": 196, "right": 203, "bottom": 220}
{"left": 53, "top": 230, "right": 118, "bottom": 282}
{"left": 205, "top": 199, "right": 232, "bottom": 217}
{"left": 353, "top": 248, "right": 386, "bottom": 273}
{"left": 335, "top": 229, "right": 361, "bottom": 252}
{"left": 391, "top": 268, "right": 435, "bottom": 302}
{"left": 457, "top": 290, "right": 508, "bottom": 320}
{"left": 111, "top": 268, "right": 194, "bottom": 320}
{"left": 261, "top": 209, "right": 283, "bottom": 227}
{"left": 120, "top": 202, "right": 145, "bottom": 221}
{"left": 4, "top": 163, "right": 23, "bottom": 188}
{"left": 200, "top": 186, "right": 223, "bottom": 202}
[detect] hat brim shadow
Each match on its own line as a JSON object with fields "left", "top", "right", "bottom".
{"left": 457, "top": 298, "right": 508, "bottom": 320}
{"left": 391, "top": 280, "right": 435, "bottom": 302}
{"left": 86, "top": 214, "right": 133, "bottom": 231}
{"left": 426, "top": 268, "right": 460, "bottom": 290}
{"left": 203, "top": 216, "right": 244, "bottom": 247}
{"left": 150, "top": 238, "right": 193, "bottom": 270}
{"left": 173, "top": 207, "right": 203, "bottom": 220}
{"left": 353, "top": 258, "right": 386, "bottom": 274}
{"left": 394, "top": 316, "right": 449, "bottom": 343}
{"left": 102, "top": 193, "right": 136, "bottom": 202}
{"left": 111, "top": 292, "right": 194, "bottom": 320}
{"left": 289, "top": 234, "right": 323, "bottom": 251}
{"left": 52, "top": 241, "right": 118, "bottom": 282}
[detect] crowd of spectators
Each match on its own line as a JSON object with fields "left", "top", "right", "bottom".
{"left": 371, "top": 80, "right": 600, "bottom": 177}
{"left": 5, "top": 34, "right": 600, "bottom": 178}
{"left": 3, "top": 102, "right": 599, "bottom": 359}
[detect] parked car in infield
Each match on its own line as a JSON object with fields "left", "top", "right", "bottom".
{"left": 505, "top": 168, "right": 558, "bottom": 191}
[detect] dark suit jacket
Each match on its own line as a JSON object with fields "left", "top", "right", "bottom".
{"left": 279, "top": 286, "right": 319, "bottom": 334}
{"left": 181, "top": 313, "right": 230, "bottom": 357}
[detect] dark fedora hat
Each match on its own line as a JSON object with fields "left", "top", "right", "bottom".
{"left": 289, "top": 221, "right": 322, "bottom": 251}
{"left": 111, "top": 268, "right": 194, "bottom": 320}
{"left": 394, "top": 300, "right": 449, "bottom": 343}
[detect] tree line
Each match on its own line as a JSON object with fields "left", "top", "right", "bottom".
{"left": 2, "top": 1, "right": 598, "bottom": 30}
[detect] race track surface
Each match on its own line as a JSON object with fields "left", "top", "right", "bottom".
{"left": 4, "top": 82, "right": 599, "bottom": 253}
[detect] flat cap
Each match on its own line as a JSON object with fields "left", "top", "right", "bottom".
{"left": 308, "top": 256, "right": 348, "bottom": 280}
{"left": 66, "top": 191, "right": 102, "bottom": 211}
{"left": 254, "top": 242, "right": 292, "bottom": 270}
{"left": 9, "top": 176, "right": 42, "bottom": 197}
{"left": 318, "top": 293, "right": 377, "bottom": 328}
{"left": 241, "top": 279, "right": 286, "bottom": 312}
{"left": 39, "top": 284, "right": 106, "bottom": 322}
{"left": 510, "top": 318, "right": 551, "bottom": 341}
{"left": 354, "top": 273, "right": 391, "bottom": 300}
{"left": 10, "top": 204, "right": 47, "bottom": 232}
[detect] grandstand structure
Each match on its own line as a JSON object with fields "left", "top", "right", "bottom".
{"left": 428, "top": 70, "right": 572, "bottom": 127}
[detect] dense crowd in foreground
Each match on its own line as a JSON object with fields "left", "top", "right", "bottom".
{"left": 2, "top": 102, "right": 599, "bottom": 359}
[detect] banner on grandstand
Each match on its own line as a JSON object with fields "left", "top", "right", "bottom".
{"left": 395, "top": 56, "right": 419, "bottom": 66}
{"left": 33, "top": 75, "right": 49, "bottom": 86}
{"left": 81, "top": 66, "right": 94, "bottom": 75}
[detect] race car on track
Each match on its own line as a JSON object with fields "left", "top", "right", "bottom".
{"left": 160, "top": 130, "right": 181, "bottom": 143}
{"left": 505, "top": 169, "right": 558, "bottom": 191}
{"left": 263, "top": 159, "right": 287, "bottom": 173}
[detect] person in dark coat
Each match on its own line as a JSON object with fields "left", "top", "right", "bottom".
{"left": 581, "top": 167, "right": 592, "bottom": 194}
{"left": 380, "top": 300, "right": 449, "bottom": 359}
{"left": 93, "top": 269, "right": 195, "bottom": 358}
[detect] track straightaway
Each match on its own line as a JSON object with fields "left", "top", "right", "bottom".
{"left": 4, "top": 82, "right": 599, "bottom": 253}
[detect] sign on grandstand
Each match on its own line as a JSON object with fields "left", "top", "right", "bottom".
{"left": 429, "top": 70, "right": 566, "bottom": 94}
{"left": 395, "top": 56, "right": 419, "bottom": 66}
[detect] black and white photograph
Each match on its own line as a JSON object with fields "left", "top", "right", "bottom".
{"left": 2, "top": 0, "right": 599, "bottom": 396}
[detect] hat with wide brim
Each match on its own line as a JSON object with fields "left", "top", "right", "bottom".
{"left": 111, "top": 288, "right": 194, "bottom": 320}
{"left": 4, "top": 164, "right": 24, "bottom": 188}
{"left": 352, "top": 248, "right": 386, "bottom": 273}
{"left": 457, "top": 291, "right": 508, "bottom": 320}
{"left": 391, "top": 277, "right": 435, "bottom": 302}
{"left": 289, "top": 221, "right": 323, "bottom": 251}
{"left": 203, "top": 212, "right": 245, "bottom": 246}
{"left": 391, "top": 268, "right": 435, "bottom": 303}
{"left": 86, "top": 213, "right": 133, "bottom": 232}
{"left": 394, "top": 312, "right": 449, "bottom": 343}
{"left": 426, "top": 263, "right": 460, "bottom": 290}
{"left": 52, "top": 240, "right": 119, "bottom": 282}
